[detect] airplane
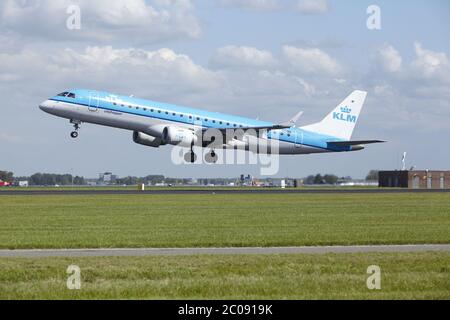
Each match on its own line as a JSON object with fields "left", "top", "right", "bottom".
{"left": 39, "top": 89, "right": 384, "bottom": 163}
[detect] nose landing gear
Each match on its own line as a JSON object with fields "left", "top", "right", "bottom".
{"left": 70, "top": 120, "right": 81, "bottom": 139}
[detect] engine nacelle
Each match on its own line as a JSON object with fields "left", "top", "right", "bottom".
{"left": 133, "top": 131, "right": 163, "bottom": 148}
{"left": 162, "top": 126, "right": 198, "bottom": 147}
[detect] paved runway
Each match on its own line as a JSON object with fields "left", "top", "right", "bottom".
{"left": 1, "top": 245, "right": 449, "bottom": 258}
{"left": 1, "top": 188, "right": 449, "bottom": 196}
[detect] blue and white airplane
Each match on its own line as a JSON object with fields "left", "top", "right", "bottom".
{"left": 39, "top": 89, "right": 384, "bottom": 162}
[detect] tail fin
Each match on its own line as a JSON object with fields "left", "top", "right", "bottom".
{"left": 301, "top": 90, "right": 367, "bottom": 140}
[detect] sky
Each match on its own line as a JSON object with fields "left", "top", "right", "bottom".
{"left": 1, "top": 0, "right": 449, "bottom": 179}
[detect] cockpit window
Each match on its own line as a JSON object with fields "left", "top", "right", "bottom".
{"left": 57, "top": 92, "right": 76, "bottom": 98}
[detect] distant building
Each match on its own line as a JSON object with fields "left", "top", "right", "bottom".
{"left": 99, "top": 172, "right": 117, "bottom": 184}
{"left": 379, "top": 170, "right": 450, "bottom": 189}
{"left": 18, "top": 181, "right": 29, "bottom": 187}
{"left": 239, "top": 174, "right": 254, "bottom": 186}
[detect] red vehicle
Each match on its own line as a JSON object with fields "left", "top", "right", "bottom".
{"left": 0, "top": 180, "right": 11, "bottom": 187}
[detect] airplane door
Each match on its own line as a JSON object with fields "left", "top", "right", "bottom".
{"left": 88, "top": 92, "right": 100, "bottom": 112}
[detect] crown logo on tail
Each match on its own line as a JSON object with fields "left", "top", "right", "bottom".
{"left": 340, "top": 106, "right": 352, "bottom": 114}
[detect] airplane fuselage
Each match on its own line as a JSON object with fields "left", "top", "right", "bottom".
{"left": 39, "top": 89, "right": 364, "bottom": 155}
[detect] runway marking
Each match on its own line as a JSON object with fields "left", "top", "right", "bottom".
{"left": 1, "top": 245, "right": 450, "bottom": 258}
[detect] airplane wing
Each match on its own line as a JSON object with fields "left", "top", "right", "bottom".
{"left": 200, "top": 110, "right": 303, "bottom": 135}
{"left": 198, "top": 110, "right": 304, "bottom": 145}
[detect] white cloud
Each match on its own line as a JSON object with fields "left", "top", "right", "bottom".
{"left": 282, "top": 45, "right": 342, "bottom": 76}
{"left": 296, "top": 0, "right": 329, "bottom": 14}
{"left": 211, "top": 46, "right": 278, "bottom": 69}
{"left": 378, "top": 44, "right": 402, "bottom": 73}
{"left": 0, "top": 0, "right": 201, "bottom": 43}
{"left": 218, "top": 0, "right": 278, "bottom": 11}
{"left": 412, "top": 42, "right": 450, "bottom": 80}
{"left": 364, "top": 42, "right": 450, "bottom": 132}
{"left": 0, "top": 45, "right": 222, "bottom": 103}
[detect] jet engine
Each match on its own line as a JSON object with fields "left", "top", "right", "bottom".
{"left": 133, "top": 131, "right": 163, "bottom": 148}
{"left": 162, "top": 126, "right": 198, "bottom": 147}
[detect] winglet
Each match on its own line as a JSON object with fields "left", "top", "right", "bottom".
{"left": 289, "top": 110, "right": 304, "bottom": 125}
{"left": 280, "top": 110, "right": 304, "bottom": 128}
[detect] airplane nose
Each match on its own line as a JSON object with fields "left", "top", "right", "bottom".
{"left": 39, "top": 100, "right": 53, "bottom": 112}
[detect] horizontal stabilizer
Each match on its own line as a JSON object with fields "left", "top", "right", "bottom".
{"left": 327, "top": 140, "right": 386, "bottom": 147}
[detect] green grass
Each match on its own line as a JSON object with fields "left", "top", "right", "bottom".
{"left": 1, "top": 252, "right": 449, "bottom": 299}
{"left": 0, "top": 193, "right": 449, "bottom": 249}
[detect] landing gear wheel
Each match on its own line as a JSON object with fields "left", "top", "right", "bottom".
{"left": 70, "top": 131, "right": 79, "bottom": 139}
{"left": 184, "top": 151, "right": 197, "bottom": 163}
{"left": 205, "top": 151, "right": 218, "bottom": 164}
{"left": 70, "top": 120, "right": 81, "bottom": 139}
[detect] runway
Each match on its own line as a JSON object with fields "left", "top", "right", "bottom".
{"left": 1, "top": 244, "right": 450, "bottom": 258}
{"left": 1, "top": 188, "right": 449, "bottom": 196}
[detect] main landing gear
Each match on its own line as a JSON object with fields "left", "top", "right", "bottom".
{"left": 184, "top": 150, "right": 197, "bottom": 163}
{"left": 205, "top": 149, "right": 218, "bottom": 164}
{"left": 70, "top": 120, "right": 81, "bottom": 139}
{"left": 184, "top": 149, "right": 218, "bottom": 164}
{"left": 184, "top": 142, "right": 197, "bottom": 163}
{"left": 184, "top": 145, "right": 218, "bottom": 164}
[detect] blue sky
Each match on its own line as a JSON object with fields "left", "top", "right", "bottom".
{"left": 0, "top": 0, "right": 449, "bottom": 179}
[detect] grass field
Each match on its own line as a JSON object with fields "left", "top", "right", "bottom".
{"left": 0, "top": 193, "right": 449, "bottom": 249}
{"left": 1, "top": 252, "right": 449, "bottom": 299}
{"left": 1, "top": 192, "right": 449, "bottom": 300}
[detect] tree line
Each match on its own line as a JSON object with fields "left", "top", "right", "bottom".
{"left": 1, "top": 170, "right": 381, "bottom": 186}
{"left": 0, "top": 171, "right": 13, "bottom": 182}
{"left": 1, "top": 171, "right": 86, "bottom": 186}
